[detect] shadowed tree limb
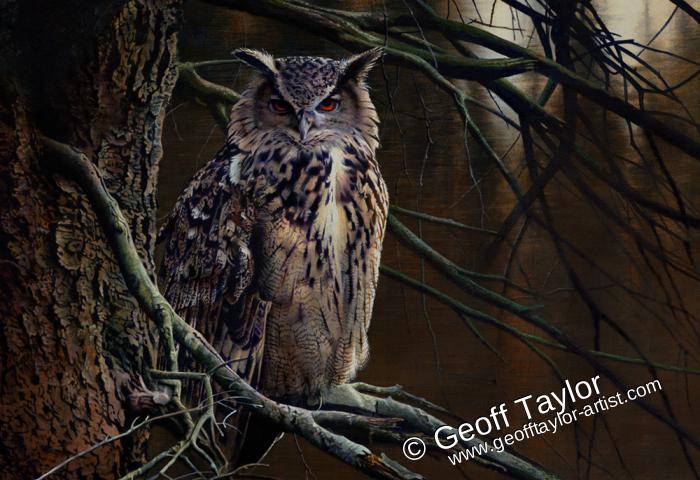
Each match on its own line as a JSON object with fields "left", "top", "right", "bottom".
{"left": 386, "top": 214, "right": 700, "bottom": 452}
{"left": 390, "top": 205, "right": 499, "bottom": 236}
{"left": 213, "top": 0, "right": 700, "bottom": 158}
{"left": 379, "top": 265, "right": 700, "bottom": 376}
{"left": 405, "top": 0, "right": 700, "bottom": 158}
{"left": 177, "top": 61, "right": 241, "bottom": 131}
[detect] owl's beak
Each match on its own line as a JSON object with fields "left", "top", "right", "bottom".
{"left": 297, "top": 110, "right": 317, "bottom": 141}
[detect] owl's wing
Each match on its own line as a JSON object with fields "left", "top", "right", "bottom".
{"left": 159, "top": 142, "right": 268, "bottom": 392}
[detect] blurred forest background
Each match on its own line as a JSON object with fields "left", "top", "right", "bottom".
{"left": 154, "top": 0, "right": 700, "bottom": 478}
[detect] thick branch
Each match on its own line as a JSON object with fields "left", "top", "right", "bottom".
{"left": 323, "top": 384, "right": 559, "bottom": 480}
{"left": 177, "top": 61, "right": 240, "bottom": 130}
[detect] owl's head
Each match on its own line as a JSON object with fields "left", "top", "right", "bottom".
{"left": 232, "top": 48, "right": 382, "bottom": 146}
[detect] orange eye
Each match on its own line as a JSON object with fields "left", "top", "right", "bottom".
{"left": 270, "top": 99, "right": 291, "bottom": 114}
{"left": 318, "top": 98, "right": 339, "bottom": 112}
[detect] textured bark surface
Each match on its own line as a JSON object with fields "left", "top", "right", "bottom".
{"left": 0, "top": 1, "right": 180, "bottom": 478}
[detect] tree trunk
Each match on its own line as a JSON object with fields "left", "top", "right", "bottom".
{"left": 0, "top": 1, "right": 180, "bottom": 478}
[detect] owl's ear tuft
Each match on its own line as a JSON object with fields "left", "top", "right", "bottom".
{"left": 232, "top": 48, "right": 277, "bottom": 78}
{"left": 340, "top": 47, "right": 383, "bottom": 86}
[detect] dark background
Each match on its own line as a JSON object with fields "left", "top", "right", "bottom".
{"left": 156, "top": 1, "right": 700, "bottom": 478}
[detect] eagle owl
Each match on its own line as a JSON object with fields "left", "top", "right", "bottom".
{"left": 160, "top": 48, "right": 388, "bottom": 406}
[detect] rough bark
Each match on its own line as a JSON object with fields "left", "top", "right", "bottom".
{"left": 0, "top": 1, "right": 180, "bottom": 478}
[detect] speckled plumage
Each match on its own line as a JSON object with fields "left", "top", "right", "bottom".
{"left": 160, "top": 48, "right": 388, "bottom": 404}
